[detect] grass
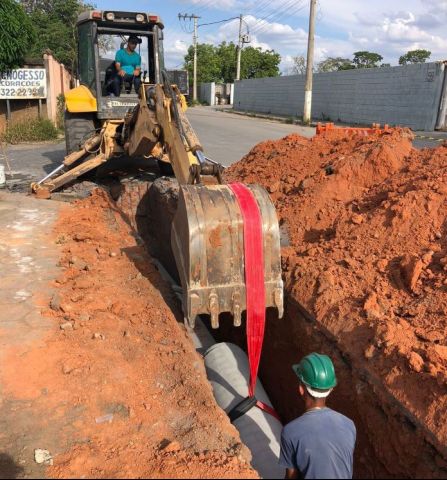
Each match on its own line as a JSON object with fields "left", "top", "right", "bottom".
{"left": 0, "top": 118, "right": 60, "bottom": 144}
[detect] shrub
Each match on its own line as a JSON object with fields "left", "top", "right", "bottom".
{"left": 56, "top": 94, "right": 66, "bottom": 130}
{"left": 0, "top": 118, "right": 59, "bottom": 144}
{"left": 187, "top": 99, "right": 202, "bottom": 107}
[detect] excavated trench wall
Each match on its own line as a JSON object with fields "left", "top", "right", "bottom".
{"left": 112, "top": 176, "right": 447, "bottom": 480}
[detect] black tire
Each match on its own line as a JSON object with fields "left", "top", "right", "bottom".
{"left": 64, "top": 112, "right": 97, "bottom": 155}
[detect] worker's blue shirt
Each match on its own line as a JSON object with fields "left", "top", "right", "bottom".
{"left": 115, "top": 49, "right": 141, "bottom": 75}
{"left": 279, "top": 408, "right": 356, "bottom": 480}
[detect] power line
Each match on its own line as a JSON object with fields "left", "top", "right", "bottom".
{"left": 199, "top": 16, "right": 240, "bottom": 28}
{"left": 246, "top": 0, "right": 274, "bottom": 17}
{"left": 251, "top": 0, "right": 307, "bottom": 35}
{"left": 188, "top": 0, "right": 219, "bottom": 16}
{"left": 178, "top": 13, "right": 201, "bottom": 101}
{"left": 249, "top": 0, "right": 297, "bottom": 33}
{"left": 250, "top": 0, "right": 299, "bottom": 35}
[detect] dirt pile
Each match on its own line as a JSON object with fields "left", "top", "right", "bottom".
{"left": 226, "top": 129, "right": 447, "bottom": 476}
{"left": 0, "top": 189, "right": 257, "bottom": 479}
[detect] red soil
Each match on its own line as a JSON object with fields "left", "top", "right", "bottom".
{"left": 225, "top": 129, "right": 447, "bottom": 474}
{"left": 0, "top": 190, "right": 257, "bottom": 479}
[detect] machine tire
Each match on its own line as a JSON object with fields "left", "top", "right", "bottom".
{"left": 64, "top": 112, "right": 97, "bottom": 155}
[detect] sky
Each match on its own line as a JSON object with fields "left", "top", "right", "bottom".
{"left": 94, "top": 0, "right": 447, "bottom": 73}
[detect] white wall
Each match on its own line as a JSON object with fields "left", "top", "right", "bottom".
{"left": 198, "top": 82, "right": 216, "bottom": 105}
{"left": 234, "top": 62, "right": 447, "bottom": 131}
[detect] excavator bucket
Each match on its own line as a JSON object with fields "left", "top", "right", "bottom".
{"left": 171, "top": 183, "right": 284, "bottom": 329}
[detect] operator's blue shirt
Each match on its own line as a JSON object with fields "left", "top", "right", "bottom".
{"left": 115, "top": 48, "right": 141, "bottom": 75}
{"left": 279, "top": 408, "right": 356, "bottom": 479}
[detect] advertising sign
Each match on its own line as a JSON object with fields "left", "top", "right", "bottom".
{"left": 0, "top": 69, "right": 47, "bottom": 99}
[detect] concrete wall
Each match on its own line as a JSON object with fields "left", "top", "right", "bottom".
{"left": 199, "top": 82, "right": 216, "bottom": 105}
{"left": 44, "top": 53, "right": 73, "bottom": 124}
{"left": 199, "top": 82, "right": 234, "bottom": 105}
{"left": 234, "top": 62, "right": 447, "bottom": 131}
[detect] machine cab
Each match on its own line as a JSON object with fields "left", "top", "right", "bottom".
{"left": 76, "top": 10, "right": 165, "bottom": 120}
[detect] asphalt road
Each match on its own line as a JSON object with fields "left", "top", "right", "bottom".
{"left": 1, "top": 107, "right": 310, "bottom": 185}
{"left": 186, "top": 107, "right": 313, "bottom": 166}
{"left": 1, "top": 107, "right": 445, "bottom": 186}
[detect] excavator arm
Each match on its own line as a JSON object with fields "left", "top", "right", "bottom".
{"left": 31, "top": 80, "right": 284, "bottom": 328}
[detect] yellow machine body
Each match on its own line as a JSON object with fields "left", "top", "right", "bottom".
{"left": 65, "top": 85, "right": 98, "bottom": 113}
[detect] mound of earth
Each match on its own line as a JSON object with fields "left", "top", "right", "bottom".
{"left": 225, "top": 128, "right": 447, "bottom": 477}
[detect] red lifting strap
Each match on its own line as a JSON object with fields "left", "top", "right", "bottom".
{"left": 229, "top": 183, "right": 281, "bottom": 423}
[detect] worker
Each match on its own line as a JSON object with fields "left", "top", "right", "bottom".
{"left": 279, "top": 353, "right": 356, "bottom": 480}
{"left": 109, "top": 35, "right": 142, "bottom": 96}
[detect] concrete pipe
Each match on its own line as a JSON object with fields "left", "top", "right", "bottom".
{"left": 204, "top": 342, "right": 284, "bottom": 479}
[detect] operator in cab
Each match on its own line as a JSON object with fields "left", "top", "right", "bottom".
{"left": 109, "top": 35, "right": 142, "bottom": 96}
{"left": 279, "top": 353, "right": 356, "bottom": 480}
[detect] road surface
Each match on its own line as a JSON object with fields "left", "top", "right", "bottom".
{"left": 1, "top": 107, "right": 445, "bottom": 187}
{"left": 186, "top": 107, "right": 313, "bottom": 166}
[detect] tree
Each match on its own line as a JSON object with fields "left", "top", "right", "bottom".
{"left": 22, "top": 0, "right": 92, "bottom": 71}
{"left": 216, "top": 42, "right": 238, "bottom": 83}
{"left": 0, "top": 0, "right": 35, "bottom": 71}
{"left": 399, "top": 49, "right": 431, "bottom": 65}
{"left": 317, "top": 57, "right": 354, "bottom": 72}
{"left": 184, "top": 41, "right": 281, "bottom": 84}
{"left": 292, "top": 55, "right": 306, "bottom": 75}
{"left": 240, "top": 46, "right": 280, "bottom": 80}
{"left": 184, "top": 44, "right": 222, "bottom": 85}
{"left": 353, "top": 51, "right": 383, "bottom": 69}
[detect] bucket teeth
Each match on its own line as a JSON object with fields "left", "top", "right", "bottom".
{"left": 274, "top": 287, "right": 284, "bottom": 319}
{"left": 186, "top": 316, "right": 196, "bottom": 329}
{"left": 232, "top": 291, "right": 242, "bottom": 327}
{"left": 171, "top": 184, "right": 284, "bottom": 327}
{"left": 209, "top": 292, "right": 220, "bottom": 329}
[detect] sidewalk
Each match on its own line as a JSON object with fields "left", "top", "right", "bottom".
{"left": 0, "top": 191, "right": 61, "bottom": 478}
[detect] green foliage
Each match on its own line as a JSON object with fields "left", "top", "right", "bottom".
{"left": 0, "top": 0, "right": 35, "bottom": 71}
{"left": 21, "top": 0, "right": 93, "bottom": 71}
{"left": 56, "top": 93, "right": 66, "bottom": 130}
{"left": 187, "top": 99, "right": 203, "bottom": 107}
{"left": 184, "top": 41, "right": 281, "bottom": 84}
{"left": 0, "top": 118, "right": 59, "bottom": 144}
{"left": 399, "top": 49, "right": 431, "bottom": 65}
{"left": 353, "top": 51, "right": 383, "bottom": 69}
{"left": 240, "top": 45, "right": 281, "bottom": 80}
{"left": 185, "top": 44, "right": 221, "bottom": 84}
{"left": 317, "top": 57, "right": 354, "bottom": 72}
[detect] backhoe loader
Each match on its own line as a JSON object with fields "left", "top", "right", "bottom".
{"left": 31, "top": 10, "right": 284, "bottom": 328}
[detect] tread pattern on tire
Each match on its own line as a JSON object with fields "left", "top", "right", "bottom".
{"left": 64, "top": 112, "right": 96, "bottom": 155}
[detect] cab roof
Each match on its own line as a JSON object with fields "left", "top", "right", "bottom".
{"left": 77, "top": 10, "right": 164, "bottom": 29}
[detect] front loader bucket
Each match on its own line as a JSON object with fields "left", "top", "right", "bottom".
{"left": 171, "top": 184, "right": 283, "bottom": 329}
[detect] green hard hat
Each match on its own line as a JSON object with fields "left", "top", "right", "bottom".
{"left": 292, "top": 353, "right": 337, "bottom": 390}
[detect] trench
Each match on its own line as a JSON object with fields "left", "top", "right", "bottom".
{"left": 108, "top": 174, "right": 447, "bottom": 480}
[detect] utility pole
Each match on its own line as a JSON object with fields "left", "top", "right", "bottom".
{"left": 303, "top": 0, "right": 317, "bottom": 125}
{"left": 178, "top": 13, "right": 201, "bottom": 102}
{"left": 236, "top": 14, "right": 243, "bottom": 81}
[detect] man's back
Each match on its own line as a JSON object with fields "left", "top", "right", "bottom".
{"left": 279, "top": 408, "right": 356, "bottom": 479}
